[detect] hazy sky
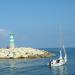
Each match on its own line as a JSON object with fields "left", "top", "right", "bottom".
{"left": 0, "top": 0, "right": 75, "bottom": 48}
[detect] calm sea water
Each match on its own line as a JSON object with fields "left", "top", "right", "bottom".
{"left": 0, "top": 48, "right": 75, "bottom": 75}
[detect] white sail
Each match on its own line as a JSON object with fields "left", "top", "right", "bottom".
{"left": 63, "top": 45, "right": 67, "bottom": 62}
{"left": 59, "top": 50, "right": 62, "bottom": 59}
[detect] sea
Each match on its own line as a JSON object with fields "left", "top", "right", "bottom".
{"left": 0, "top": 48, "right": 75, "bottom": 75}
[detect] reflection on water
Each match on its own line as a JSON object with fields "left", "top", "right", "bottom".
{"left": 9, "top": 59, "right": 68, "bottom": 75}
{"left": 0, "top": 59, "right": 68, "bottom": 75}
{"left": 50, "top": 65, "right": 68, "bottom": 75}
{"left": 8, "top": 59, "right": 48, "bottom": 75}
{"left": 9, "top": 59, "right": 16, "bottom": 69}
{"left": 8, "top": 59, "right": 30, "bottom": 75}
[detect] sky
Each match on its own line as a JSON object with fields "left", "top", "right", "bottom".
{"left": 0, "top": 0, "right": 75, "bottom": 48}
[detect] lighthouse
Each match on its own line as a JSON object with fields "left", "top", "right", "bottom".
{"left": 10, "top": 33, "right": 15, "bottom": 48}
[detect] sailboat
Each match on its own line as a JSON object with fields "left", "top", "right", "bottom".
{"left": 48, "top": 45, "right": 67, "bottom": 67}
{"left": 48, "top": 26, "right": 67, "bottom": 67}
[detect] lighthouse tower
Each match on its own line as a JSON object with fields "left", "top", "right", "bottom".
{"left": 10, "top": 33, "right": 15, "bottom": 48}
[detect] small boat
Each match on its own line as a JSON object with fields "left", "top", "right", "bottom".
{"left": 48, "top": 45, "right": 67, "bottom": 67}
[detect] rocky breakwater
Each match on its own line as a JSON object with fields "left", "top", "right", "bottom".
{"left": 0, "top": 48, "right": 53, "bottom": 59}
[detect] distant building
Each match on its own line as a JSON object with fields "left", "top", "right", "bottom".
{"left": 9, "top": 33, "right": 15, "bottom": 48}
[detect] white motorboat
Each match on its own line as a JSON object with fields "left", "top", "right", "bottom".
{"left": 48, "top": 45, "right": 67, "bottom": 67}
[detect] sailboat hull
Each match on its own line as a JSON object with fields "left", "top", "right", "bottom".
{"left": 48, "top": 56, "right": 67, "bottom": 67}
{"left": 51, "top": 60, "right": 66, "bottom": 67}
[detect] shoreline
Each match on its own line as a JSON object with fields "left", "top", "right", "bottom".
{"left": 0, "top": 47, "right": 54, "bottom": 59}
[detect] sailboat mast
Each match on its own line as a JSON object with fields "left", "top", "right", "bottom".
{"left": 59, "top": 25, "right": 64, "bottom": 49}
{"left": 59, "top": 25, "right": 63, "bottom": 59}
{"left": 59, "top": 25, "right": 67, "bottom": 62}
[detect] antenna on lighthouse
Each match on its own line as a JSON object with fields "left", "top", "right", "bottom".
{"left": 9, "top": 33, "right": 15, "bottom": 48}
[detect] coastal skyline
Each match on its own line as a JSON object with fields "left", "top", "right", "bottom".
{"left": 0, "top": 0, "right": 75, "bottom": 48}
